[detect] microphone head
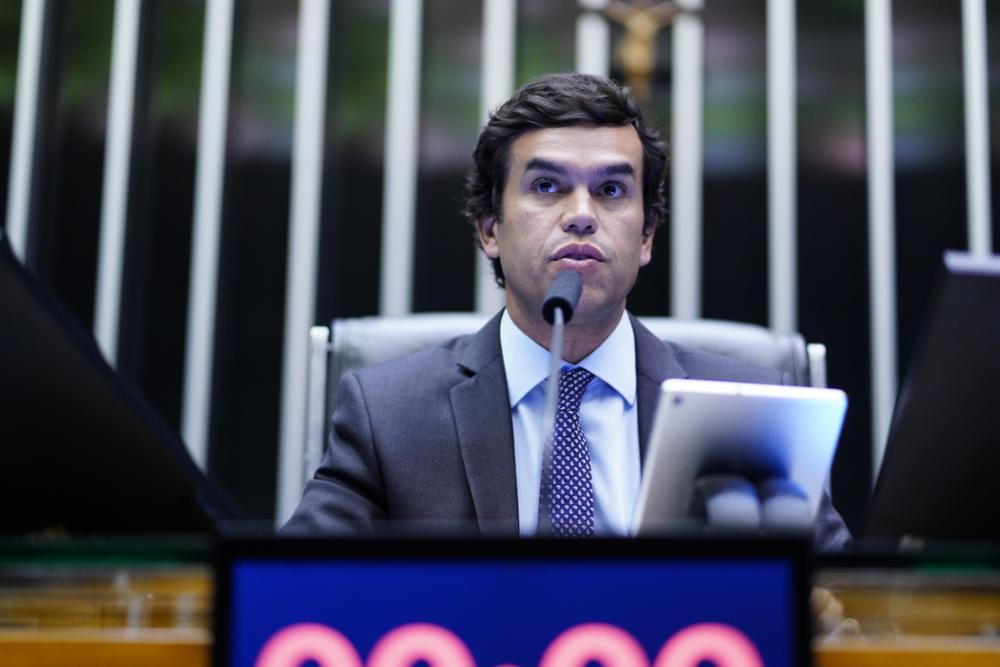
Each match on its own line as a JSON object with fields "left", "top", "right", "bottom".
{"left": 542, "top": 271, "right": 583, "bottom": 325}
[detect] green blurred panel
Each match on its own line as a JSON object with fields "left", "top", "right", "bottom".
{"left": 516, "top": 0, "right": 576, "bottom": 86}
{"left": 702, "top": 5, "right": 766, "bottom": 175}
{"left": 328, "top": 2, "right": 389, "bottom": 143}
{"left": 57, "top": 1, "right": 115, "bottom": 111}
{"left": 421, "top": 1, "right": 480, "bottom": 138}
{"left": 147, "top": 0, "right": 204, "bottom": 122}
{"left": 0, "top": 2, "right": 21, "bottom": 105}
{"left": 892, "top": 5, "right": 965, "bottom": 167}
{"left": 0, "top": 0, "right": 22, "bottom": 231}
{"left": 798, "top": 1, "right": 866, "bottom": 176}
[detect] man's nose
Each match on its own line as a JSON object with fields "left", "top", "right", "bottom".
{"left": 562, "top": 187, "right": 597, "bottom": 234}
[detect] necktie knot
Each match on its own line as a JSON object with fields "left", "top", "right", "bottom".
{"left": 557, "top": 367, "right": 593, "bottom": 414}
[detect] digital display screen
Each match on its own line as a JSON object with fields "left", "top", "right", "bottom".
{"left": 218, "top": 541, "right": 804, "bottom": 667}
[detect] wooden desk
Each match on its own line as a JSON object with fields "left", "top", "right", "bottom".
{"left": 816, "top": 637, "right": 1000, "bottom": 667}
{"left": 0, "top": 545, "right": 211, "bottom": 667}
{"left": 0, "top": 628, "right": 210, "bottom": 667}
{"left": 814, "top": 566, "right": 1000, "bottom": 666}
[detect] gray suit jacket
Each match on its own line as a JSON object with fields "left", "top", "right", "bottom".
{"left": 284, "top": 313, "right": 851, "bottom": 551}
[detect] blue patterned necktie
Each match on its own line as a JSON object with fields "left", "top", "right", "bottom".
{"left": 542, "top": 367, "right": 596, "bottom": 537}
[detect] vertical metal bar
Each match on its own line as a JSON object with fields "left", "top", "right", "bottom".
{"left": 962, "top": 0, "right": 993, "bottom": 256}
{"left": 807, "top": 343, "right": 827, "bottom": 389}
{"left": 5, "top": 0, "right": 46, "bottom": 260}
{"left": 767, "top": 0, "right": 796, "bottom": 332}
{"left": 181, "top": 0, "right": 234, "bottom": 470}
{"left": 276, "top": 0, "right": 331, "bottom": 526}
{"left": 575, "top": 1, "right": 610, "bottom": 77}
{"left": 379, "top": 0, "right": 422, "bottom": 316}
{"left": 475, "top": 0, "right": 516, "bottom": 314}
{"left": 670, "top": 0, "right": 704, "bottom": 319}
{"left": 865, "top": 0, "right": 897, "bottom": 478}
{"left": 303, "top": 326, "right": 331, "bottom": 482}
{"left": 94, "top": 0, "right": 142, "bottom": 364}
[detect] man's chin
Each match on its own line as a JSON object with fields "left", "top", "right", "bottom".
{"left": 568, "top": 295, "right": 626, "bottom": 328}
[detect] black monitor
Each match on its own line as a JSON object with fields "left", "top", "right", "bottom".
{"left": 866, "top": 251, "right": 1000, "bottom": 543}
{"left": 0, "top": 230, "right": 237, "bottom": 534}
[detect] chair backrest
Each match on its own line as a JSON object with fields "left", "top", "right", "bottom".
{"left": 288, "top": 314, "right": 826, "bottom": 513}
{"left": 327, "top": 312, "right": 818, "bottom": 389}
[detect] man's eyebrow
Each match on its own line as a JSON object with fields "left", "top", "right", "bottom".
{"left": 523, "top": 158, "right": 568, "bottom": 175}
{"left": 523, "top": 158, "right": 636, "bottom": 179}
{"left": 592, "top": 163, "right": 636, "bottom": 179}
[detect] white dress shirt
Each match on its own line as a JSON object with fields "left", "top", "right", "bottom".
{"left": 499, "top": 310, "right": 642, "bottom": 535}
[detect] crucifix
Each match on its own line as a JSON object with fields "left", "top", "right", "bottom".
{"left": 604, "top": 0, "right": 683, "bottom": 101}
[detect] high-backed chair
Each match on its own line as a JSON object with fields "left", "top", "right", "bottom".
{"left": 280, "top": 313, "right": 827, "bottom": 522}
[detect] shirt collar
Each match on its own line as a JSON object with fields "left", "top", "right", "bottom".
{"left": 500, "top": 309, "right": 637, "bottom": 407}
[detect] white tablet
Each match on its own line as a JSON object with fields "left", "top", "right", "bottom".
{"left": 631, "top": 379, "right": 847, "bottom": 535}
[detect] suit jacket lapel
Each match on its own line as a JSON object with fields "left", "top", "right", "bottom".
{"left": 448, "top": 312, "right": 688, "bottom": 531}
{"left": 450, "top": 313, "right": 519, "bottom": 534}
{"left": 631, "top": 314, "right": 688, "bottom": 466}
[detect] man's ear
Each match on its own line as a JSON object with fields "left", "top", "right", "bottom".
{"left": 476, "top": 216, "right": 500, "bottom": 259}
{"left": 639, "top": 223, "right": 655, "bottom": 267}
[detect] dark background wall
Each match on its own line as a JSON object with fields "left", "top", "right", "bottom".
{"left": 1, "top": 0, "right": 997, "bottom": 532}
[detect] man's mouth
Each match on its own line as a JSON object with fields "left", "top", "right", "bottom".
{"left": 551, "top": 244, "right": 605, "bottom": 262}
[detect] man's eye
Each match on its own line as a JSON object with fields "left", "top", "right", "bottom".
{"left": 600, "top": 182, "right": 626, "bottom": 198}
{"left": 532, "top": 179, "right": 559, "bottom": 194}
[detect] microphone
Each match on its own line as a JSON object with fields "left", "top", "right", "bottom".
{"left": 538, "top": 271, "right": 583, "bottom": 534}
{"left": 542, "top": 270, "right": 583, "bottom": 325}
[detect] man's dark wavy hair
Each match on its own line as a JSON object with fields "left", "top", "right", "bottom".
{"left": 463, "top": 72, "right": 668, "bottom": 287}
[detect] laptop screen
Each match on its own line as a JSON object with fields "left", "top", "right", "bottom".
{"left": 215, "top": 538, "right": 810, "bottom": 667}
{"left": 0, "top": 230, "right": 233, "bottom": 534}
{"left": 866, "top": 251, "right": 1000, "bottom": 542}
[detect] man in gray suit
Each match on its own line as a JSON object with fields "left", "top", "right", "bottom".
{"left": 284, "top": 73, "right": 850, "bottom": 550}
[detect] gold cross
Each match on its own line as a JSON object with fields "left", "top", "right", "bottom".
{"left": 604, "top": 0, "right": 684, "bottom": 101}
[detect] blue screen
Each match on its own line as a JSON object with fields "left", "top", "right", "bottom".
{"left": 228, "top": 557, "right": 795, "bottom": 667}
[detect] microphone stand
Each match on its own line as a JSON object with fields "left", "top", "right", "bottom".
{"left": 537, "top": 271, "right": 581, "bottom": 534}
{"left": 536, "top": 305, "right": 564, "bottom": 535}
{"left": 540, "top": 306, "right": 566, "bottom": 456}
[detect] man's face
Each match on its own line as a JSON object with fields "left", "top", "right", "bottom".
{"left": 477, "top": 124, "right": 654, "bottom": 330}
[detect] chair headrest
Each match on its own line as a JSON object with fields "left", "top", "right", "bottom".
{"left": 329, "top": 313, "right": 809, "bottom": 387}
